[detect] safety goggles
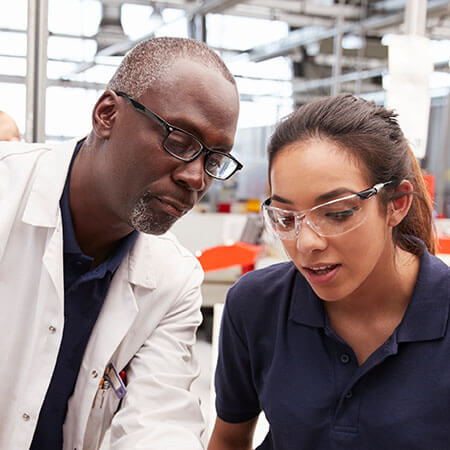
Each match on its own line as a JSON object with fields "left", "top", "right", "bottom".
{"left": 262, "top": 181, "right": 395, "bottom": 240}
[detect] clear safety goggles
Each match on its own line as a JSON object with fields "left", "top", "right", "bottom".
{"left": 262, "top": 181, "right": 395, "bottom": 240}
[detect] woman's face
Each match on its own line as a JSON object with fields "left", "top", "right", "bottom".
{"left": 269, "top": 138, "right": 392, "bottom": 303}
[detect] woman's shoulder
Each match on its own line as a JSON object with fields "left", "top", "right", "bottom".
{"left": 230, "top": 261, "right": 297, "bottom": 294}
{"left": 421, "top": 251, "right": 449, "bottom": 287}
{"left": 224, "top": 261, "right": 304, "bottom": 319}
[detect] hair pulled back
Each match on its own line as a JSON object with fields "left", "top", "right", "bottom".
{"left": 268, "top": 93, "right": 436, "bottom": 255}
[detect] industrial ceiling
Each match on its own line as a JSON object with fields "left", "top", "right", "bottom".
{"left": 2, "top": 1, "right": 450, "bottom": 101}
{"left": 87, "top": 0, "right": 450, "bottom": 104}
{"left": 2, "top": 0, "right": 450, "bottom": 142}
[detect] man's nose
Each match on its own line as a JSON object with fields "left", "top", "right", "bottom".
{"left": 173, "top": 155, "right": 206, "bottom": 191}
{"left": 295, "top": 219, "right": 328, "bottom": 253}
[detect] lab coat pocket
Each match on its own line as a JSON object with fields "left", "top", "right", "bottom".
{"left": 83, "top": 381, "right": 121, "bottom": 450}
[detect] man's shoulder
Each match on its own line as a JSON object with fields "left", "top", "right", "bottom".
{"left": 129, "top": 231, "right": 203, "bottom": 290}
{"left": 136, "top": 230, "right": 198, "bottom": 259}
{"left": 132, "top": 231, "right": 202, "bottom": 275}
{"left": 0, "top": 141, "right": 53, "bottom": 161}
{"left": 0, "top": 140, "right": 79, "bottom": 167}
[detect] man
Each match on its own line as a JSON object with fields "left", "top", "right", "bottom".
{"left": 0, "top": 37, "right": 241, "bottom": 450}
{"left": 0, "top": 110, "right": 20, "bottom": 141}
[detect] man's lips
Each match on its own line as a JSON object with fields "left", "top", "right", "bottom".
{"left": 154, "top": 196, "right": 193, "bottom": 217}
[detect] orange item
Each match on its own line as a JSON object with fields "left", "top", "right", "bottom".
{"left": 196, "top": 241, "right": 262, "bottom": 274}
{"left": 246, "top": 199, "right": 261, "bottom": 213}
{"left": 437, "top": 236, "right": 450, "bottom": 254}
{"left": 423, "top": 174, "right": 435, "bottom": 203}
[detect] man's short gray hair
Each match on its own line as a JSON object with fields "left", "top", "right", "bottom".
{"left": 107, "top": 37, "right": 236, "bottom": 99}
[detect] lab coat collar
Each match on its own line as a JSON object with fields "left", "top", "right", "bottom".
{"left": 127, "top": 233, "right": 157, "bottom": 290}
{"left": 20, "top": 137, "right": 159, "bottom": 291}
{"left": 22, "top": 139, "right": 81, "bottom": 228}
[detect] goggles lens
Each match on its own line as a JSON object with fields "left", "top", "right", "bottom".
{"left": 263, "top": 194, "right": 370, "bottom": 240}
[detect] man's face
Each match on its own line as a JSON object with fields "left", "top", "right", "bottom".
{"left": 96, "top": 59, "right": 239, "bottom": 235}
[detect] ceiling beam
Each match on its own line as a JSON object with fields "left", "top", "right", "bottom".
{"left": 187, "top": 0, "right": 244, "bottom": 16}
{"left": 226, "top": 4, "right": 336, "bottom": 27}
{"left": 292, "top": 67, "right": 386, "bottom": 93}
{"left": 246, "top": 0, "right": 362, "bottom": 19}
{"left": 58, "top": 0, "right": 244, "bottom": 79}
{"left": 248, "top": 0, "right": 450, "bottom": 62}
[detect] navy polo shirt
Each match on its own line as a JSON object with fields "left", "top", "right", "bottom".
{"left": 215, "top": 249, "right": 450, "bottom": 449}
{"left": 31, "top": 141, "right": 138, "bottom": 449}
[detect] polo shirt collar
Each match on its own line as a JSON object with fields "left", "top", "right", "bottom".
{"left": 289, "top": 273, "right": 325, "bottom": 328}
{"left": 396, "top": 249, "right": 449, "bottom": 343}
{"left": 289, "top": 248, "right": 449, "bottom": 344}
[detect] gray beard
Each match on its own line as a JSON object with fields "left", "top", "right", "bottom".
{"left": 128, "top": 193, "right": 176, "bottom": 235}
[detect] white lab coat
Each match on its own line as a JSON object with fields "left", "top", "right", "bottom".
{"left": 0, "top": 140, "right": 205, "bottom": 449}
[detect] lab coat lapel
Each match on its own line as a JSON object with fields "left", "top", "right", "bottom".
{"left": 85, "top": 259, "right": 139, "bottom": 368}
{"left": 82, "top": 235, "right": 156, "bottom": 369}
{"left": 22, "top": 140, "right": 77, "bottom": 304}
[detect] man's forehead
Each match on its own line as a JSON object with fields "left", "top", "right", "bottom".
{"left": 152, "top": 58, "right": 234, "bottom": 90}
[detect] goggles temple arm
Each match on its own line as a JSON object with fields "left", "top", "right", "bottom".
{"left": 357, "top": 180, "right": 396, "bottom": 199}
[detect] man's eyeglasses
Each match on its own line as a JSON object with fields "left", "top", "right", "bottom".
{"left": 262, "top": 181, "right": 396, "bottom": 240}
{"left": 114, "top": 90, "right": 243, "bottom": 180}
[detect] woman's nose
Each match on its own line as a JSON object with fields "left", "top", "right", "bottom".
{"left": 295, "top": 219, "right": 328, "bottom": 253}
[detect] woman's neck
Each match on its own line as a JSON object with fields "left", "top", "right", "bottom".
{"left": 323, "top": 245, "right": 420, "bottom": 365}
{"left": 325, "top": 244, "right": 420, "bottom": 323}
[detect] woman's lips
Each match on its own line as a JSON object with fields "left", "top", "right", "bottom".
{"left": 302, "top": 264, "right": 341, "bottom": 285}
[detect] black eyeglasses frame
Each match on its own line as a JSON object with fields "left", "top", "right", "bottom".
{"left": 114, "top": 90, "right": 243, "bottom": 180}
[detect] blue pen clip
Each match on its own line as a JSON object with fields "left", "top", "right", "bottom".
{"left": 104, "top": 363, "right": 127, "bottom": 399}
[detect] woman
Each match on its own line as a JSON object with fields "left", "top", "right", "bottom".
{"left": 208, "top": 94, "right": 449, "bottom": 450}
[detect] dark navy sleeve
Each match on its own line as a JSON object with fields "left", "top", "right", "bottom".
{"left": 214, "top": 284, "right": 261, "bottom": 423}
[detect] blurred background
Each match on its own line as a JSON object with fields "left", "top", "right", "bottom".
{"left": 2, "top": 0, "right": 450, "bottom": 218}
{"left": 2, "top": 0, "right": 450, "bottom": 445}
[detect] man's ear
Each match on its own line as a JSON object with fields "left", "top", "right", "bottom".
{"left": 387, "top": 179, "right": 414, "bottom": 227}
{"left": 92, "top": 90, "right": 119, "bottom": 139}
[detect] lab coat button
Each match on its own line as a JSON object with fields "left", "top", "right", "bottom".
{"left": 48, "top": 325, "right": 56, "bottom": 333}
{"left": 22, "top": 413, "right": 30, "bottom": 421}
{"left": 91, "top": 370, "right": 99, "bottom": 378}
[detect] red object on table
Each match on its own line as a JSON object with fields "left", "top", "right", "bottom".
{"left": 438, "top": 236, "right": 450, "bottom": 254}
{"left": 196, "top": 241, "right": 262, "bottom": 274}
{"left": 217, "top": 203, "right": 231, "bottom": 213}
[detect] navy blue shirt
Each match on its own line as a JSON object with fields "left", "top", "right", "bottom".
{"left": 31, "top": 141, "right": 138, "bottom": 449}
{"left": 215, "top": 249, "right": 450, "bottom": 449}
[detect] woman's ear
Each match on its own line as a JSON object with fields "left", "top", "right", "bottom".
{"left": 92, "top": 91, "right": 119, "bottom": 140}
{"left": 387, "top": 179, "right": 414, "bottom": 227}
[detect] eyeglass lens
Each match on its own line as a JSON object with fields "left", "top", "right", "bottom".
{"left": 164, "top": 131, "right": 238, "bottom": 179}
{"left": 165, "top": 131, "right": 200, "bottom": 159}
{"left": 264, "top": 195, "right": 369, "bottom": 239}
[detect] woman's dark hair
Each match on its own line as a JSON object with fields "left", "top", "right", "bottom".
{"left": 268, "top": 93, "right": 436, "bottom": 255}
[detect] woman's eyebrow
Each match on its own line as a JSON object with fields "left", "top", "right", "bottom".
{"left": 272, "top": 188, "right": 357, "bottom": 206}
{"left": 270, "top": 194, "right": 294, "bottom": 205}
{"left": 314, "top": 187, "right": 356, "bottom": 203}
